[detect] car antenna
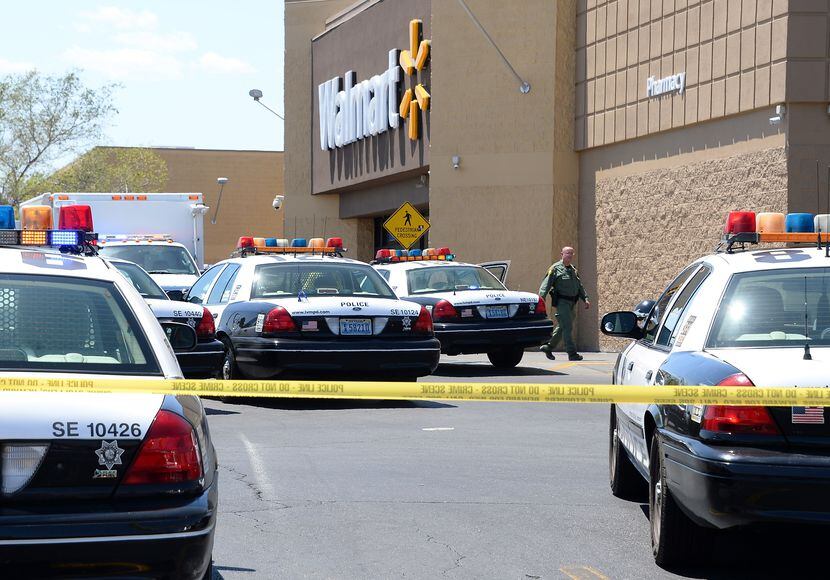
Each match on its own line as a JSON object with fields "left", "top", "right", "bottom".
{"left": 804, "top": 275, "right": 812, "bottom": 360}
{"left": 816, "top": 161, "right": 822, "bottom": 250}
{"left": 826, "top": 165, "right": 830, "bottom": 258}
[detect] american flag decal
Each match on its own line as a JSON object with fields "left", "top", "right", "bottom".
{"left": 791, "top": 407, "right": 825, "bottom": 425}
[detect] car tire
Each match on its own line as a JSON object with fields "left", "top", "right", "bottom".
{"left": 609, "top": 407, "right": 646, "bottom": 501}
{"left": 649, "top": 434, "right": 711, "bottom": 567}
{"left": 486, "top": 346, "right": 524, "bottom": 368}
{"left": 220, "top": 338, "right": 241, "bottom": 381}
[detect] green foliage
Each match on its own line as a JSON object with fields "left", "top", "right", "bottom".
{"left": 0, "top": 70, "right": 117, "bottom": 205}
{"left": 39, "top": 147, "right": 169, "bottom": 194}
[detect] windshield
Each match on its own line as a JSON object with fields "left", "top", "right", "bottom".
{"left": 0, "top": 274, "right": 160, "bottom": 374}
{"left": 252, "top": 263, "right": 396, "bottom": 299}
{"left": 708, "top": 268, "right": 830, "bottom": 348}
{"left": 99, "top": 245, "right": 199, "bottom": 276}
{"left": 111, "top": 261, "right": 169, "bottom": 300}
{"left": 406, "top": 266, "right": 506, "bottom": 294}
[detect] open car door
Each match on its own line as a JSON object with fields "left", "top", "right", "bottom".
{"left": 479, "top": 261, "right": 511, "bottom": 285}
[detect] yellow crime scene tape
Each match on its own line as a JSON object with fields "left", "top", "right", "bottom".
{"left": 1, "top": 376, "right": 829, "bottom": 406}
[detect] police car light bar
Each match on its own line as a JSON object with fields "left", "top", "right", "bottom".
{"left": 0, "top": 229, "right": 97, "bottom": 252}
{"left": 720, "top": 210, "right": 830, "bottom": 253}
{"left": 372, "top": 247, "right": 455, "bottom": 263}
{"left": 233, "top": 235, "right": 345, "bottom": 257}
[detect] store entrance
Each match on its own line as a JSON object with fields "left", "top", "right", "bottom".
{"left": 374, "top": 210, "right": 429, "bottom": 254}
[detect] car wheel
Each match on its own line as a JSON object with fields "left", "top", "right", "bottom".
{"left": 221, "top": 338, "right": 241, "bottom": 381}
{"left": 486, "top": 346, "right": 524, "bottom": 368}
{"left": 609, "top": 407, "right": 646, "bottom": 500}
{"left": 649, "top": 434, "right": 711, "bottom": 567}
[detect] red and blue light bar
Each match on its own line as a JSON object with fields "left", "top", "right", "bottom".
{"left": 1, "top": 204, "right": 97, "bottom": 253}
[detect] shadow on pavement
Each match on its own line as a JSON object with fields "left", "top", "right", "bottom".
{"left": 431, "top": 363, "right": 564, "bottom": 378}
{"left": 212, "top": 397, "right": 455, "bottom": 411}
{"left": 204, "top": 407, "right": 241, "bottom": 416}
{"left": 636, "top": 503, "right": 827, "bottom": 578}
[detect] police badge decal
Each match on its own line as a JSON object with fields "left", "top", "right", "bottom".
{"left": 93, "top": 440, "right": 125, "bottom": 479}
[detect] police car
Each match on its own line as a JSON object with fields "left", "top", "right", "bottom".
{"left": 185, "top": 236, "right": 441, "bottom": 380}
{"left": 98, "top": 236, "right": 201, "bottom": 299}
{"left": 0, "top": 207, "right": 217, "bottom": 578}
{"left": 601, "top": 210, "right": 830, "bottom": 566}
{"left": 372, "top": 249, "right": 553, "bottom": 368}
{"left": 108, "top": 258, "right": 225, "bottom": 379}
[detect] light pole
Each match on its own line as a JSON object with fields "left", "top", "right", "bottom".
{"left": 211, "top": 177, "right": 228, "bottom": 225}
{"left": 248, "top": 89, "right": 285, "bottom": 120}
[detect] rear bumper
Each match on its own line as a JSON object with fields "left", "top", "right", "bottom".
{"left": 176, "top": 339, "right": 224, "bottom": 379}
{"left": 0, "top": 476, "right": 217, "bottom": 579}
{"left": 434, "top": 319, "right": 553, "bottom": 355}
{"left": 661, "top": 430, "right": 830, "bottom": 529}
{"left": 234, "top": 336, "right": 441, "bottom": 379}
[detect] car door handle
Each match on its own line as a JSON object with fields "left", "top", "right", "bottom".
{"left": 645, "top": 370, "right": 653, "bottom": 382}
{"left": 627, "top": 361, "right": 634, "bottom": 372}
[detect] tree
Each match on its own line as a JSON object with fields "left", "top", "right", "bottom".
{"left": 36, "top": 147, "right": 169, "bottom": 194}
{"left": 0, "top": 70, "right": 117, "bottom": 205}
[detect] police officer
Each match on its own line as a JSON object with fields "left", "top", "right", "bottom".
{"left": 539, "top": 246, "right": 590, "bottom": 361}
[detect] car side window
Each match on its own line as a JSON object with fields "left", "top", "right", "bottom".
{"left": 188, "top": 265, "right": 224, "bottom": 304}
{"left": 656, "top": 266, "right": 711, "bottom": 348}
{"left": 642, "top": 264, "right": 701, "bottom": 344}
{"left": 207, "top": 264, "right": 241, "bottom": 304}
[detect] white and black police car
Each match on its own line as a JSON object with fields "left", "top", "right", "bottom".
{"left": 184, "top": 236, "right": 441, "bottom": 381}
{"left": 601, "top": 210, "right": 830, "bottom": 566}
{"left": 373, "top": 248, "right": 553, "bottom": 368}
{"left": 0, "top": 205, "right": 217, "bottom": 578}
{"left": 108, "top": 258, "right": 225, "bottom": 379}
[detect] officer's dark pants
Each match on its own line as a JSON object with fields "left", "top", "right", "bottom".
{"left": 545, "top": 298, "right": 577, "bottom": 354}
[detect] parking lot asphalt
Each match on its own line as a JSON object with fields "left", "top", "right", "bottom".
{"left": 206, "top": 351, "right": 825, "bottom": 579}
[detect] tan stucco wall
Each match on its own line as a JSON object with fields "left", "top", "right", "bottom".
{"left": 153, "top": 148, "right": 283, "bottom": 264}
{"left": 285, "top": 0, "right": 370, "bottom": 261}
{"left": 429, "top": 0, "right": 578, "bottom": 297}
{"left": 576, "top": 0, "right": 790, "bottom": 150}
{"left": 578, "top": 109, "right": 787, "bottom": 351}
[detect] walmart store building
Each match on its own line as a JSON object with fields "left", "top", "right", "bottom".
{"left": 285, "top": 0, "right": 830, "bottom": 350}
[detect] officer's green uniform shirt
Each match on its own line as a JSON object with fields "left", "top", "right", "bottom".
{"left": 539, "top": 260, "right": 588, "bottom": 355}
{"left": 538, "top": 261, "right": 589, "bottom": 302}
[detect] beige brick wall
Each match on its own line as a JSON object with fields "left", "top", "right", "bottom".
{"left": 575, "top": 0, "right": 792, "bottom": 149}
{"left": 593, "top": 145, "right": 788, "bottom": 350}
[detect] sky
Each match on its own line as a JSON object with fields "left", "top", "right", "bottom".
{"left": 0, "top": 1, "right": 284, "bottom": 167}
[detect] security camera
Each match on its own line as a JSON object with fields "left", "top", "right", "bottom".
{"left": 217, "top": 177, "right": 229, "bottom": 185}
{"left": 272, "top": 195, "right": 284, "bottom": 210}
{"left": 249, "top": 89, "right": 263, "bottom": 101}
{"left": 451, "top": 155, "right": 461, "bottom": 170}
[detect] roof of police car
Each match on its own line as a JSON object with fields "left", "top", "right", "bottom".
{"left": 0, "top": 247, "right": 119, "bottom": 279}
{"left": 221, "top": 253, "right": 366, "bottom": 266}
{"left": 707, "top": 246, "right": 830, "bottom": 272}
{"left": 377, "top": 260, "right": 477, "bottom": 270}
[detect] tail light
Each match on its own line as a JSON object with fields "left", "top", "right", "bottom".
{"left": 123, "top": 411, "right": 202, "bottom": 485}
{"left": 432, "top": 300, "right": 458, "bottom": 321}
{"left": 412, "top": 306, "right": 433, "bottom": 334}
{"left": 195, "top": 308, "right": 215, "bottom": 339}
{"left": 701, "top": 373, "right": 781, "bottom": 435}
{"left": 263, "top": 306, "right": 297, "bottom": 333}
{"left": 536, "top": 296, "right": 547, "bottom": 316}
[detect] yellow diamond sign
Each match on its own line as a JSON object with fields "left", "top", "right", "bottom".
{"left": 383, "top": 202, "right": 430, "bottom": 249}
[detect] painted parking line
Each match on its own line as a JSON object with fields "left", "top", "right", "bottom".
{"left": 559, "top": 564, "right": 610, "bottom": 580}
{"left": 551, "top": 361, "right": 614, "bottom": 371}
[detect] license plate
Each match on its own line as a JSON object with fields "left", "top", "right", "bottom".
{"left": 486, "top": 305, "right": 509, "bottom": 319}
{"left": 339, "top": 318, "right": 372, "bottom": 335}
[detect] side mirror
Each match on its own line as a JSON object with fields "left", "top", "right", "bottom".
{"left": 161, "top": 322, "right": 198, "bottom": 351}
{"left": 166, "top": 289, "right": 184, "bottom": 301}
{"left": 600, "top": 311, "right": 643, "bottom": 339}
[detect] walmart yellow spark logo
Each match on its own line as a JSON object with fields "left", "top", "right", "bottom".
{"left": 399, "top": 19, "right": 430, "bottom": 141}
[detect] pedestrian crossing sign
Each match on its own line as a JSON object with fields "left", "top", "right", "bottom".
{"left": 383, "top": 202, "right": 430, "bottom": 249}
